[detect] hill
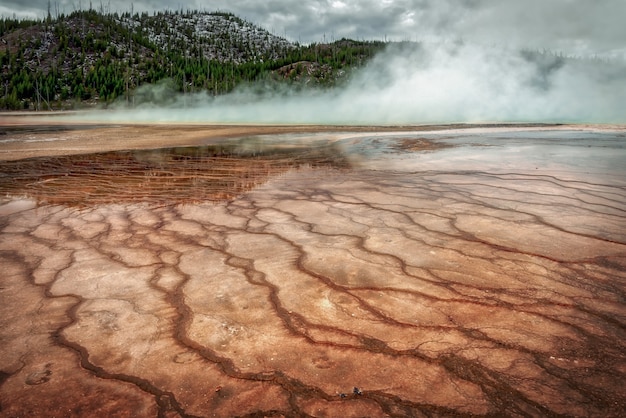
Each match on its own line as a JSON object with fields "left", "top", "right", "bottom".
{"left": 0, "top": 9, "right": 384, "bottom": 110}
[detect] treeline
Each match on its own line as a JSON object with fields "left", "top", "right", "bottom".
{"left": 0, "top": 9, "right": 385, "bottom": 110}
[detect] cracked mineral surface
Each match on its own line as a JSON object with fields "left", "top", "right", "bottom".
{"left": 0, "top": 122, "right": 625, "bottom": 417}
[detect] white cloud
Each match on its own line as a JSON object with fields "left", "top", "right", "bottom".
{"left": 79, "top": 42, "right": 626, "bottom": 124}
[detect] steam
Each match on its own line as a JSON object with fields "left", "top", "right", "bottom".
{"left": 77, "top": 42, "right": 626, "bottom": 124}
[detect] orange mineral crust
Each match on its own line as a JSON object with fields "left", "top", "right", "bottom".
{"left": 1, "top": 122, "right": 625, "bottom": 417}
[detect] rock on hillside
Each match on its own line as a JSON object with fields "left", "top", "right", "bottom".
{"left": 119, "top": 11, "right": 295, "bottom": 63}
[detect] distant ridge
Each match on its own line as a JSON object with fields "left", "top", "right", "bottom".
{"left": 0, "top": 9, "right": 383, "bottom": 110}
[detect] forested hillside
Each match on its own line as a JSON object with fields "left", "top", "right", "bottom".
{"left": 0, "top": 9, "right": 385, "bottom": 110}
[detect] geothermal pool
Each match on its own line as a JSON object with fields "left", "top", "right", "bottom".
{"left": 0, "top": 123, "right": 625, "bottom": 416}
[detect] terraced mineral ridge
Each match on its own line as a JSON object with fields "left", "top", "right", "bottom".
{"left": 0, "top": 122, "right": 625, "bottom": 416}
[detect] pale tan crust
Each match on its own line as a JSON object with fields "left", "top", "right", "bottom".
{"left": 1, "top": 116, "right": 625, "bottom": 416}
{"left": 1, "top": 113, "right": 595, "bottom": 161}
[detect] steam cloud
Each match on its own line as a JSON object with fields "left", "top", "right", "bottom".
{"left": 78, "top": 42, "right": 626, "bottom": 125}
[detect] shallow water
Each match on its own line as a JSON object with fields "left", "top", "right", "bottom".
{"left": 1, "top": 127, "right": 625, "bottom": 416}
{"left": 353, "top": 130, "right": 626, "bottom": 181}
{"left": 0, "top": 139, "right": 349, "bottom": 205}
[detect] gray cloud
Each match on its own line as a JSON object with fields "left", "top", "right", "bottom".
{"left": 4, "top": 1, "right": 625, "bottom": 57}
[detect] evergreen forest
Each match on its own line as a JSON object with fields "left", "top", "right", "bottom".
{"left": 0, "top": 9, "right": 386, "bottom": 110}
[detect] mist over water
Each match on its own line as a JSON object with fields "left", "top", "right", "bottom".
{"left": 76, "top": 42, "right": 626, "bottom": 125}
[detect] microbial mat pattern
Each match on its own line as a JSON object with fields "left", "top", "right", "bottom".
{"left": 0, "top": 142, "right": 350, "bottom": 205}
{"left": 0, "top": 127, "right": 625, "bottom": 417}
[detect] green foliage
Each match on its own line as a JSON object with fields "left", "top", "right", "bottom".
{"left": 0, "top": 11, "right": 385, "bottom": 109}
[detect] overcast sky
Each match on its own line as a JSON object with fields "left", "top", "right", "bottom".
{"left": 1, "top": 0, "right": 624, "bottom": 58}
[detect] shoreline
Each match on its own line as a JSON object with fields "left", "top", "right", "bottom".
{"left": 1, "top": 114, "right": 624, "bottom": 161}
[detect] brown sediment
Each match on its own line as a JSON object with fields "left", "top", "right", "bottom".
{"left": 0, "top": 142, "right": 351, "bottom": 205}
{"left": 0, "top": 122, "right": 417, "bottom": 161}
{"left": 0, "top": 120, "right": 625, "bottom": 417}
{"left": 0, "top": 118, "right": 566, "bottom": 161}
{"left": 391, "top": 137, "right": 454, "bottom": 152}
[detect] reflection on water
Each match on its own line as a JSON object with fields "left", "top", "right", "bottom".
{"left": 0, "top": 140, "right": 350, "bottom": 205}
